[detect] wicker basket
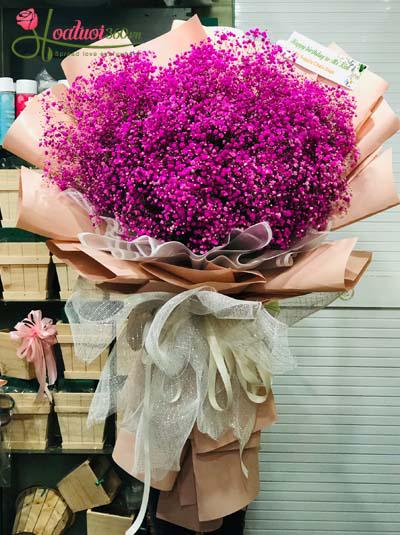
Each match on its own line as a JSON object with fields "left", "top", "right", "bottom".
{"left": 0, "top": 169, "right": 19, "bottom": 227}
{"left": 53, "top": 392, "right": 105, "bottom": 450}
{"left": 3, "top": 393, "right": 51, "bottom": 450}
{"left": 0, "top": 331, "right": 35, "bottom": 380}
{"left": 57, "top": 458, "right": 121, "bottom": 513}
{"left": 0, "top": 243, "right": 50, "bottom": 300}
{"left": 87, "top": 509, "right": 134, "bottom": 534}
{"left": 57, "top": 324, "right": 108, "bottom": 380}
{"left": 12, "top": 487, "right": 74, "bottom": 535}
{"left": 53, "top": 257, "right": 79, "bottom": 300}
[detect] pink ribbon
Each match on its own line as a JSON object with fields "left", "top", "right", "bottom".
{"left": 10, "top": 311, "right": 57, "bottom": 398}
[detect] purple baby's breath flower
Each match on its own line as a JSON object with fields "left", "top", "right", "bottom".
{"left": 42, "top": 30, "right": 357, "bottom": 254}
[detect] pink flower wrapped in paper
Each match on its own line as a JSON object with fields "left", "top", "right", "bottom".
{"left": 3, "top": 16, "right": 400, "bottom": 534}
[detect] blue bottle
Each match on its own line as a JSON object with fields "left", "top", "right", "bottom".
{"left": 0, "top": 78, "right": 15, "bottom": 145}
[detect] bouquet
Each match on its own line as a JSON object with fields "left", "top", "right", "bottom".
{"left": 4, "top": 16, "right": 399, "bottom": 534}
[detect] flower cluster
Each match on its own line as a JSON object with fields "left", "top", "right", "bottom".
{"left": 42, "top": 30, "right": 357, "bottom": 254}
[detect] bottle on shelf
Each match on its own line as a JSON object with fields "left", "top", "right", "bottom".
{"left": 0, "top": 78, "right": 15, "bottom": 146}
{"left": 15, "top": 79, "right": 38, "bottom": 117}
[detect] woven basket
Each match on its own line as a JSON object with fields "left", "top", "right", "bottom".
{"left": 12, "top": 487, "right": 74, "bottom": 535}
{"left": 3, "top": 393, "right": 51, "bottom": 450}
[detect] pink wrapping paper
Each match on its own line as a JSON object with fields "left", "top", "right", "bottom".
{"left": 3, "top": 84, "right": 72, "bottom": 168}
{"left": 156, "top": 449, "right": 223, "bottom": 532}
{"left": 332, "top": 149, "right": 399, "bottom": 230}
{"left": 328, "top": 43, "right": 389, "bottom": 129}
{"left": 352, "top": 70, "right": 388, "bottom": 129}
{"left": 16, "top": 168, "right": 93, "bottom": 241}
{"left": 62, "top": 35, "right": 134, "bottom": 84}
{"left": 356, "top": 100, "right": 400, "bottom": 164}
{"left": 47, "top": 236, "right": 371, "bottom": 298}
{"left": 262, "top": 239, "right": 369, "bottom": 291}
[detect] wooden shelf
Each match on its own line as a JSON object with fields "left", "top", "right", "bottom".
{"left": 9, "top": 445, "right": 114, "bottom": 455}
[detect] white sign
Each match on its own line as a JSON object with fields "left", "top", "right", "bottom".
{"left": 278, "top": 32, "right": 367, "bottom": 90}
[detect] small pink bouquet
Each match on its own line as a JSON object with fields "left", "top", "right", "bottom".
{"left": 4, "top": 17, "right": 399, "bottom": 534}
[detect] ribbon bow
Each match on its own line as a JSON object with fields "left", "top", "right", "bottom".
{"left": 10, "top": 311, "right": 57, "bottom": 399}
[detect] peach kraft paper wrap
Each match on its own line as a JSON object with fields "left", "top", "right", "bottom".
{"left": 3, "top": 16, "right": 400, "bottom": 532}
